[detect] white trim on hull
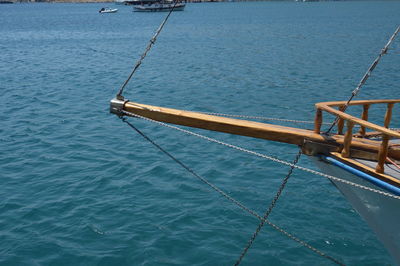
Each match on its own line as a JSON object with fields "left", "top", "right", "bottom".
{"left": 311, "top": 156, "right": 400, "bottom": 265}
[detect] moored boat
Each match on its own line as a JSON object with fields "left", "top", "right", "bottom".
{"left": 125, "top": 0, "right": 156, "bottom": 5}
{"left": 133, "top": 1, "right": 185, "bottom": 12}
{"left": 99, "top": 7, "right": 118, "bottom": 13}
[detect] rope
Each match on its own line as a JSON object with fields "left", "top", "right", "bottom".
{"left": 122, "top": 110, "right": 400, "bottom": 200}
{"left": 387, "top": 157, "right": 400, "bottom": 171}
{"left": 325, "top": 25, "right": 400, "bottom": 134}
{"left": 120, "top": 117, "right": 343, "bottom": 265}
{"left": 234, "top": 149, "right": 304, "bottom": 266}
{"left": 116, "top": 0, "right": 180, "bottom": 98}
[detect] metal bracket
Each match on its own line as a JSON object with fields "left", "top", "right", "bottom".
{"left": 110, "top": 97, "right": 128, "bottom": 116}
{"left": 302, "top": 140, "right": 338, "bottom": 156}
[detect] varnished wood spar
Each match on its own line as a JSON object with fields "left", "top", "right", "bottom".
{"left": 124, "top": 101, "right": 321, "bottom": 145}
{"left": 122, "top": 101, "right": 400, "bottom": 160}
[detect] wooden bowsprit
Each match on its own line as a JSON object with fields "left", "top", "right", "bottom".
{"left": 111, "top": 99, "right": 400, "bottom": 164}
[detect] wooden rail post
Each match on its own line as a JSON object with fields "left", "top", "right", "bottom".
{"left": 376, "top": 135, "right": 389, "bottom": 173}
{"left": 337, "top": 105, "right": 345, "bottom": 135}
{"left": 376, "top": 103, "right": 394, "bottom": 173}
{"left": 341, "top": 120, "right": 354, "bottom": 158}
{"left": 358, "top": 104, "right": 370, "bottom": 136}
{"left": 314, "top": 108, "right": 322, "bottom": 134}
{"left": 384, "top": 103, "right": 394, "bottom": 128}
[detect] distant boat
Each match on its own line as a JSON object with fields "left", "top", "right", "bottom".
{"left": 114, "top": 0, "right": 126, "bottom": 5}
{"left": 133, "top": 1, "right": 185, "bottom": 12}
{"left": 125, "top": 0, "right": 156, "bottom": 5}
{"left": 99, "top": 7, "right": 118, "bottom": 13}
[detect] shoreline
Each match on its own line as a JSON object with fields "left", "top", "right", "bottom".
{"left": 0, "top": 0, "right": 342, "bottom": 3}
{"left": 4, "top": 0, "right": 393, "bottom": 4}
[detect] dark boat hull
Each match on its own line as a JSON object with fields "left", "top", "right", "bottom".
{"left": 133, "top": 3, "right": 185, "bottom": 12}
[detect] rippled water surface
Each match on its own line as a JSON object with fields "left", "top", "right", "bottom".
{"left": 1, "top": 1, "right": 400, "bottom": 265}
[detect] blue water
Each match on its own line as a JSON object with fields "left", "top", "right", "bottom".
{"left": 1, "top": 1, "right": 400, "bottom": 265}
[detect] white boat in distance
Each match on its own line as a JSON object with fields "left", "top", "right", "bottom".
{"left": 99, "top": 7, "right": 118, "bottom": 13}
{"left": 133, "top": 1, "right": 185, "bottom": 12}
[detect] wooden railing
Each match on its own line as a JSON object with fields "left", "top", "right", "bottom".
{"left": 314, "top": 99, "right": 400, "bottom": 174}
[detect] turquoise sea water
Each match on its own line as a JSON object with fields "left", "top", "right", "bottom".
{"left": 1, "top": 1, "right": 400, "bottom": 265}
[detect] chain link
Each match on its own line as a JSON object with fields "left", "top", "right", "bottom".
{"left": 122, "top": 110, "right": 400, "bottom": 200}
{"left": 116, "top": 1, "right": 180, "bottom": 98}
{"left": 199, "top": 112, "right": 325, "bottom": 125}
{"left": 201, "top": 111, "right": 360, "bottom": 129}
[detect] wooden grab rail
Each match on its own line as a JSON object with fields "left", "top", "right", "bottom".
{"left": 315, "top": 99, "right": 400, "bottom": 173}
{"left": 317, "top": 99, "right": 400, "bottom": 107}
{"left": 316, "top": 101, "right": 400, "bottom": 139}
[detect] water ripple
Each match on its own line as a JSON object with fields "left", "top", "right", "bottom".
{"left": 1, "top": 1, "right": 399, "bottom": 265}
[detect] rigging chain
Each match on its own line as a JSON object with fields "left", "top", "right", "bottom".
{"left": 200, "top": 112, "right": 330, "bottom": 125}
{"left": 116, "top": 0, "right": 180, "bottom": 99}
{"left": 325, "top": 25, "right": 400, "bottom": 134}
{"left": 234, "top": 148, "right": 303, "bottom": 266}
{"left": 120, "top": 117, "right": 344, "bottom": 265}
{"left": 121, "top": 110, "right": 400, "bottom": 200}
{"left": 200, "top": 113, "right": 399, "bottom": 129}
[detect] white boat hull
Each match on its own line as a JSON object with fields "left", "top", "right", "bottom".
{"left": 99, "top": 8, "right": 118, "bottom": 13}
{"left": 311, "top": 156, "right": 400, "bottom": 265}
